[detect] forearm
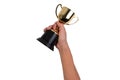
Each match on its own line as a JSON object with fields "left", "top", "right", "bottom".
{"left": 58, "top": 42, "right": 80, "bottom": 80}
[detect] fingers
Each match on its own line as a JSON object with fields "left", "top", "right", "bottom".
{"left": 43, "top": 22, "right": 56, "bottom": 31}
{"left": 43, "top": 21, "right": 64, "bottom": 32}
{"left": 44, "top": 25, "right": 52, "bottom": 32}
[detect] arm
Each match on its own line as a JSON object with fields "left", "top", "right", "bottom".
{"left": 56, "top": 22, "right": 80, "bottom": 80}
{"left": 44, "top": 22, "right": 80, "bottom": 80}
{"left": 58, "top": 42, "right": 80, "bottom": 80}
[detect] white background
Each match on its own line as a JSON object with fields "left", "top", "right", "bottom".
{"left": 0, "top": 0, "right": 120, "bottom": 80}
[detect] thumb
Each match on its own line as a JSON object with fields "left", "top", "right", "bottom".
{"left": 56, "top": 21, "right": 64, "bottom": 31}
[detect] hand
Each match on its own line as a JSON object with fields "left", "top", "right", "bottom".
{"left": 44, "top": 21, "right": 68, "bottom": 50}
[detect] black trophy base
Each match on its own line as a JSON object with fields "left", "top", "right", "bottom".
{"left": 37, "top": 30, "right": 58, "bottom": 51}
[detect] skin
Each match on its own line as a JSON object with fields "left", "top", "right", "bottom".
{"left": 44, "top": 21, "right": 80, "bottom": 80}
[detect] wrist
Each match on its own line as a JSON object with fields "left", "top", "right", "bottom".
{"left": 57, "top": 41, "right": 69, "bottom": 51}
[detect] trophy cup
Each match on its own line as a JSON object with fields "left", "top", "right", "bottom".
{"left": 37, "top": 4, "right": 79, "bottom": 51}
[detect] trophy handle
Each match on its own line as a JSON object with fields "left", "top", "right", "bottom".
{"left": 66, "top": 15, "right": 79, "bottom": 25}
{"left": 55, "top": 4, "right": 62, "bottom": 18}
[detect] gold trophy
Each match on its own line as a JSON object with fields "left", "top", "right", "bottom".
{"left": 37, "top": 4, "right": 79, "bottom": 51}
